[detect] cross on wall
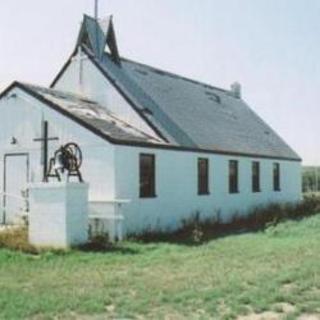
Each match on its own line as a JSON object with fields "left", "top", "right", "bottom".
{"left": 74, "top": 48, "right": 87, "bottom": 89}
{"left": 33, "top": 121, "right": 59, "bottom": 182}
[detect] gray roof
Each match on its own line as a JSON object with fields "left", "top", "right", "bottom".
{"left": 83, "top": 48, "right": 300, "bottom": 161}
{"left": 20, "top": 83, "right": 162, "bottom": 144}
{"left": 47, "top": 15, "right": 300, "bottom": 161}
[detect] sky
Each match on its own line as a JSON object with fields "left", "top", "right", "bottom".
{"left": 0, "top": 0, "right": 319, "bottom": 165}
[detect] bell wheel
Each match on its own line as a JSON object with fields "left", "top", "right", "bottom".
{"left": 64, "top": 142, "right": 83, "bottom": 169}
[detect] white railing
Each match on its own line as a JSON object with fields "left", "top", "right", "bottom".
{"left": 89, "top": 199, "right": 130, "bottom": 241}
{"left": 0, "top": 192, "right": 29, "bottom": 225}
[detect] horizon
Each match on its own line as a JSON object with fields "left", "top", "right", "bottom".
{"left": 0, "top": 0, "right": 319, "bottom": 165}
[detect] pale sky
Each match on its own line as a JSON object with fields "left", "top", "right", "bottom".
{"left": 0, "top": 0, "right": 319, "bottom": 165}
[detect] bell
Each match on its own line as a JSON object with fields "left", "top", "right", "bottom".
{"left": 54, "top": 154, "right": 65, "bottom": 173}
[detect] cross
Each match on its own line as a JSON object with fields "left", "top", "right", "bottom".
{"left": 33, "top": 121, "right": 59, "bottom": 182}
{"left": 72, "top": 47, "right": 88, "bottom": 92}
{"left": 76, "top": 47, "right": 87, "bottom": 89}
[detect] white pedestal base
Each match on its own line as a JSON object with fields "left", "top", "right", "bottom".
{"left": 28, "top": 182, "right": 89, "bottom": 249}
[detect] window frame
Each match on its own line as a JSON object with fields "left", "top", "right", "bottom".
{"left": 229, "top": 160, "right": 239, "bottom": 194}
{"left": 273, "top": 162, "right": 281, "bottom": 192}
{"left": 198, "top": 158, "right": 210, "bottom": 195}
{"left": 139, "top": 153, "right": 156, "bottom": 198}
{"left": 252, "top": 161, "right": 261, "bottom": 193}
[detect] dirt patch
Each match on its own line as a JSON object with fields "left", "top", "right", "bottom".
{"left": 298, "top": 315, "right": 320, "bottom": 320}
{"left": 237, "top": 311, "right": 281, "bottom": 320}
{"left": 274, "top": 302, "right": 296, "bottom": 314}
{"left": 281, "top": 283, "right": 297, "bottom": 294}
{"left": 31, "top": 313, "right": 114, "bottom": 320}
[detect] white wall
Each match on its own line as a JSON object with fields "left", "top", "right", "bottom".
{"left": 0, "top": 87, "right": 116, "bottom": 222}
{"left": 53, "top": 51, "right": 159, "bottom": 139}
{"left": 114, "top": 145, "right": 302, "bottom": 234}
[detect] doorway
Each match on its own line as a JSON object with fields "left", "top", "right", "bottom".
{"left": 3, "top": 154, "right": 29, "bottom": 224}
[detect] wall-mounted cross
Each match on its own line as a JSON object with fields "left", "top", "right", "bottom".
{"left": 74, "top": 47, "right": 88, "bottom": 89}
{"left": 33, "top": 121, "right": 59, "bottom": 182}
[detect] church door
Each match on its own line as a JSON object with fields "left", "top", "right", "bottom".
{"left": 3, "top": 154, "right": 29, "bottom": 224}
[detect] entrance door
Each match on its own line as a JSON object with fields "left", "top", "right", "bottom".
{"left": 3, "top": 154, "right": 29, "bottom": 224}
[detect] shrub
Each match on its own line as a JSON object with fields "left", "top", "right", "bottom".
{"left": 132, "top": 195, "right": 320, "bottom": 245}
{"left": 78, "top": 234, "right": 111, "bottom": 252}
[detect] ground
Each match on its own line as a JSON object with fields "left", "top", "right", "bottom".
{"left": 1, "top": 215, "right": 320, "bottom": 319}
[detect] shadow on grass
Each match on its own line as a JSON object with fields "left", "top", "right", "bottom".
{"left": 78, "top": 243, "right": 139, "bottom": 255}
{"left": 77, "top": 236, "right": 140, "bottom": 255}
{"left": 128, "top": 224, "right": 259, "bottom": 247}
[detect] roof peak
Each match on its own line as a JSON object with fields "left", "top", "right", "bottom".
{"left": 76, "top": 14, "right": 121, "bottom": 65}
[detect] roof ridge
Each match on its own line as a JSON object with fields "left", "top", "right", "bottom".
{"left": 120, "top": 56, "right": 230, "bottom": 94}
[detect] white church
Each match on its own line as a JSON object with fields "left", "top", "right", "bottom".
{"left": 0, "top": 14, "right": 302, "bottom": 235}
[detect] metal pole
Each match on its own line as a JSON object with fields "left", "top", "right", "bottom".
{"left": 94, "top": 0, "right": 100, "bottom": 56}
{"left": 94, "top": 0, "right": 99, "bottom": 20}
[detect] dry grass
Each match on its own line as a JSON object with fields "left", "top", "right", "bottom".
{"left": 0, "top": 227, "right": 38, "bottom": 254}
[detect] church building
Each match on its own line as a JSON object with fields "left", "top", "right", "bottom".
{"left": 0, "top": 15, "right": 302, "bottom": 234}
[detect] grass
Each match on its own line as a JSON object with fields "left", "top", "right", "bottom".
{"left": 2, "top": 216, "right": 320, "bottom": 319}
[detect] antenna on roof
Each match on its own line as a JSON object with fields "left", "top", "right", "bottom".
{"left": 94, "top": 0, "right": 100, "bottom": 56}
{"left": 94, "top": 0, "right": 99, "bottom": 20}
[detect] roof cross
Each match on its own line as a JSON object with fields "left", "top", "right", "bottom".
{"left": 73, "top": 47, "right": 88, "bottom": 91}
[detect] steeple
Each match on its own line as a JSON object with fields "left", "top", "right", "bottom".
{"left": 76, "top": 14, "right": 121, "bottom": 65}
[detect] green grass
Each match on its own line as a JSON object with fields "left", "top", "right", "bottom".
{"left": 2, "top": 216, "right": 320, "bottom": 319}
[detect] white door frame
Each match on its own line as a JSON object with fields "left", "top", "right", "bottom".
{"left": 2, "top": 153, "right": 30, "bottom": 224}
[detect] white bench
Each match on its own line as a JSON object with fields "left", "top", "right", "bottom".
{"left": 89, "top": 199, "right": 130, "bottom": 241}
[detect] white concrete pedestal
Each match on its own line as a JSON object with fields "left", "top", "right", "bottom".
{"left": 28, "top": 182, "right": 89, "bottom": 248}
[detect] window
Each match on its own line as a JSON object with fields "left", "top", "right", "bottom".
{"left": 198, "top": 158, "right": 209, "bottom": 195}
{"left": 229, "top": 160, "right": 239, "bottom": 193}
{"left": 252, "top": 161, "right": 261, "bottom": 192}
{"left": 273, "top": 163, "right": 281, "bottom": 191}
{"left": 139, "top": 154, "right": 156, "bottom": 198}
